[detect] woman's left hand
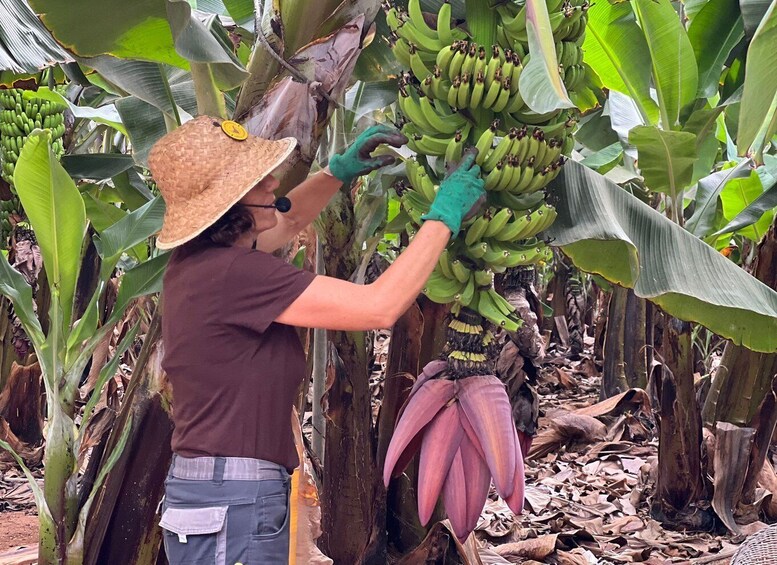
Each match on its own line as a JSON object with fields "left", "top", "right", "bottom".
{"left": 328, "top": 125, "right": 408, "bottom": 184}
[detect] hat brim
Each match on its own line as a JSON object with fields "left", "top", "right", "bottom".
{"left": 155, "top": 137, "right": 297, "bottom": 249}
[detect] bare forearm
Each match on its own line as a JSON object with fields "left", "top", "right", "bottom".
{"left": 275, "top": 220, "right": 452, "bottom": 331}
{"left": 371, "top": 220, "right": 451, "bottom": 322}
{"left": 282, "top": 169, "right": 342, "bottom": 229}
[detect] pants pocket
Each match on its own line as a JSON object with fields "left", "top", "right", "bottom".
{"left": 160, "top": 505, "right": 228, "bottom": 565}
{"left": 248, "top": 479, "right": 291, "bottom": 564}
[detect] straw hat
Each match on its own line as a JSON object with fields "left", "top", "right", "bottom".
{"left": 148, "top": 115, "right": 297, "bottom": 249}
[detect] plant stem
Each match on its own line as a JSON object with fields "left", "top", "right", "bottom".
{"left": 465, "top": 0, "right": 498, "bottom": 48}
{"left": 190, "top": 63, "right": 227, "bottom": 120}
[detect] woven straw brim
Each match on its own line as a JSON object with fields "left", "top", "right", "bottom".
{"left": 148, "top": 116, "right": 297, "bottom": 250}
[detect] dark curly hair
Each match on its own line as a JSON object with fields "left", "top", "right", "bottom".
{"left": 195, "top": 203, "right": 255, "bottom": 246}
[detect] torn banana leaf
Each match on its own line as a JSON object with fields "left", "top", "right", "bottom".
{"left": 546, "top": 160, "right": 777, "bottom": 353}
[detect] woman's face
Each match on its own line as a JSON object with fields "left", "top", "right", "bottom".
{"left": 240, "top": 174, "right": 281, "bottom": 234}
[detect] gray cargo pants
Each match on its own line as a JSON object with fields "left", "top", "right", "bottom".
{"left": 159, "top": 454, "right": 291, "bottom": 565}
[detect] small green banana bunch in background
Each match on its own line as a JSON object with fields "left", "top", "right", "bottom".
{"left": 0, "top": 88, "right": 67, "bottom": 184}
{"left": 0, "top": 88, "right": 67, "bottom": 244}
{"left": 386, "top": 0, "right": 587, "bottom": 335}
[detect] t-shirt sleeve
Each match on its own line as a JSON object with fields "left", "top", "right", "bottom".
{"left": 224, "top": 250, "right": 316, "bottom": 333}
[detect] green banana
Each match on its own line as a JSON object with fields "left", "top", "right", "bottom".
{"left": 457, "top": 73, "right": 471, "bottom": 109}
{"left": 450, "top": 259, "right": 471, "bottom": 284}
{"left": 464, "top": 214, "right": 490, "bottom": 246}
{"left": 438, "top": 248, "right": 456, "bottom": 280}
{"left": 484, "top": 128, "right": 519, "bottom": 171}
{"left": 448, "top": 43, "right": 468, "bottom": 80}
{"left": 474, "top": 270, "right": 493, "bottom": 287}
{"left": 457, "top": 274, "right": 476, "bottom": 306}
{"left": 418, "top": 95, "right": 466, "bottom": 134}
{"left": 474, "top": 120, "right": 498, "bottom": 165}
{"left": 483, "top": 207, "right": 513, "bottom": 238}
{"left": 444, "top": 126, "right": 469, "bottom": 166}
{"left": 470, "top": 72, "right": 486, "bottom": 109}
{"left": 466, "top": 241, "right": 488, "bottom": 260}
{"left": 436, "top": 43, "right": 459, "bottom": 72}
{"left": 408, "top": 0, "right": 438, "bottom": 39}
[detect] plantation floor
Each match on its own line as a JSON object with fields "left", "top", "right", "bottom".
{"left": 0, "top": 512, "right": 37, "bottom": 554}
{"left": 365, "top": 330, "right": 759, "bottom": 564}
{"left": 470, "top": 351, "right": 749, "bottom": 564}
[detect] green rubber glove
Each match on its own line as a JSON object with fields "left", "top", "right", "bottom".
{"left": 328, "top": 125, "right": 408, "bottom": 184}
{"left": 422, "top": 149, "right": 486, "bottom": 235}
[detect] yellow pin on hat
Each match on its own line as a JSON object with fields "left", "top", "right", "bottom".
{"left": 221, "top": 120, "right": 248, "bottom": 141}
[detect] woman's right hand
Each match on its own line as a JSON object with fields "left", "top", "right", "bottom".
{"left": 421, "top": 149, "right": 486, "bottom": 236}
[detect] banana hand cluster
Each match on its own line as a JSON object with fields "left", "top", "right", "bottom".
{"left": 0, "top": 196, "right": 21, "bottom": 243}
{"left": 0, "top": 89, "right": 66, "bottom": 185}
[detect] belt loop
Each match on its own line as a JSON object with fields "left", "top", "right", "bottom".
{"left": 212, "top": 456, "right": 226, "bottom": 485}
{"left": 167, "top": 453, "right": 177, "bottom": 479}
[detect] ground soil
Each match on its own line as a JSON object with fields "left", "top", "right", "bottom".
{"left": 0, "top": 512, "right": 38, "bottom": 552}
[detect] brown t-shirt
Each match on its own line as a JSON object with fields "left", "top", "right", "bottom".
{"left": 161, "top": 241, "right": 316, "bottom": 471}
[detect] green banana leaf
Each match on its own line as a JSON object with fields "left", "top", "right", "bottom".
{"left": 713, "top": 162, "right": 777, "bottom": 235}
{"left": 0, "top": 252, "right": 44, "bottom": 349}
{"left": 737, "top": 0, "right": 777, "bottom": 157}
{"left": 520, "top": 0, "right": 576, "bottom": 113}
{"left": 0, "top": 0, "right": 71, "bottom": 73}
{"left": 28, "top": 0, "right": 186, "bottom": 67}
{"left": 111, "top": 253, "right": 169, "bottom": 317}
{"left": 632, "top": 0, "right": 698, "bottom": 128}
{"left": 79, "top": 57, "right": 195, "bottom": 121}
{"left": 22, "top": 87, "right": 125, "bottom": 133}
{"left": 166, "top": 1, "right": 248, "bottom": 90}
{"left": 580, "top": 141, "right": 623, "bottom": 173}
{"left": 113, "top": 170, "right": 156, "bottom": 211}
{"left": 94, "top": 196, "right": 166, "bottom": 276}
{"left": 740, "top": 0, "right": 774, "bottom": 36}
{"left": 582, "top": 0, "right": 659, "bottom": 124}
{"left": 686, "top": 159, "right": 752, "bottom": 236}
{"left": 222, "top": 0, "right": 254, "bottom": 26}
{"left": 83, "top": 193, "right": 128, "bottom": 233}
{"left": 61, "top": 154, "right": 135, "bottom": 180}
{"left": 14, "top": 130, "right": 87, "bottom": 330}
{"left": 688, "top": 0, "right": 745, "bottom": 99}
{"left": 115, "top": 96, "right": 175, "bottom": 167}
{"left": 719, "top": 169, "right": 775, "bottom": 240}
{"left": 546, "top": 160, "right": 777, "bottom": 353}
{"left": 629, "top": 126, "right": 697, "bottom": 196}
{"left": 713, "top": 155, "right": 777, "bottom": 236}
{"left": 30, "top": 0, "right": 246, "bottom": 86}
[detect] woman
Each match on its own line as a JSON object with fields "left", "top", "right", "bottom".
{"left": 149, "top": 115, "right": 485, "bottom": 565}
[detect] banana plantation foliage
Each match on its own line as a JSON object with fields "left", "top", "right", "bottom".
{"left": 0, "top": 0, "right": 776, "bottom": 563}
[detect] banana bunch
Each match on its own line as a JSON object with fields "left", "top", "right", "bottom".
{"left": 496, "top": 0, "right": 589, "bottom": 93}
{"left": 0, "top": 197, "right": 21, "bottom": 243}
{"left": 384, "top": 0, "right": 590, "bottom": 541}
{"left": 0, "top": 89, "right": 67, "bottom": 186}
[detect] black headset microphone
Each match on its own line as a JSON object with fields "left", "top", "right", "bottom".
{"left": 250, "top": 197, "right": 291, "bottom": 213}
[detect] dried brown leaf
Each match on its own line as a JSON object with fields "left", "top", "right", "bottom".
{"left": 574, "top": 389, "right": 651, "bottom": 419}
{"left": 493, "top": 534, "right": 558, "bottom": 560}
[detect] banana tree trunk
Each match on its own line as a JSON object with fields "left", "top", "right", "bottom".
{"left": 602, "top": 286, "right": 650, "bottom": 399}
{"left": 378, "top": 302, "right": 428, "bottom": 553}
{"left": 653, "top": 315, "right": 711, "bottom": 528}
{"left": 83, "top": 312, "right": 173, "bottom": 565}
{"left": 702, "top": 222, "right": 777, "bottom": 426}
{"left": 319, "top": 189, "right": 385, "bottom": 563}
